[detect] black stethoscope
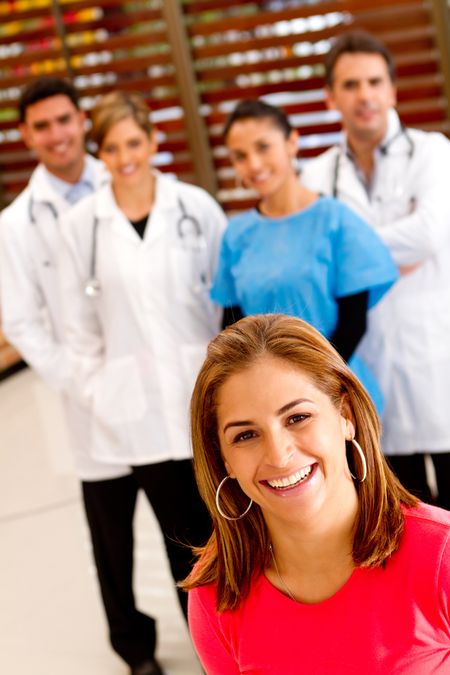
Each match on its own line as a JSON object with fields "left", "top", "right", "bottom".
{"left": 332, "top": 124, "right": 415, "bottom": 198}
{"left": 85, "top": 196, "right": 206, "bottom": 298}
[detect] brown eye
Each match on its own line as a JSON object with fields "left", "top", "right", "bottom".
{"left": 287, "top": 414, "right": 309, "bottom": 425}
{"left": 233, "top": 430, "right": 255, "bottom": 443}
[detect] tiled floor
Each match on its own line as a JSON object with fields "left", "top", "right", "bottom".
{"left": 0, "top": 368, "right": 202, "bottom": 675}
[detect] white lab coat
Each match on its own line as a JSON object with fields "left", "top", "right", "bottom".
{"left": 60, "top": 171, "right": 226, "bottom": 465}
{"left": 301, "top": 110, "right": 450, "bottom": 454}
{"left": 0, "top": 157, "right": 130, "bottom": 480}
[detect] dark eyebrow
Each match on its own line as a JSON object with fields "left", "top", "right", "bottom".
{"left": 222, "top": 398, "right": 314, "bottom": 433}
{"left": 276, "top": 398, "right": 313, "bottom": 415}
{"left": 31, "top": 112, "right": 72, "bottom": 130}
{"left": 223, "top": 419, "right": 253, "bottom": 433}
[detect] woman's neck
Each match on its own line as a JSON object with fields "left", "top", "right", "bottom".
{"left": 266, "top": 484, "right": 358, "bottom": 603}
{"left": 112, "top": 170, "right": 155, "bottom": 221}
{"left": 259, "top": 172, "right": 318, "bottom": 218}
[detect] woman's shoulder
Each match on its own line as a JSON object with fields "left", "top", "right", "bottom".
{"left": 400, "top": 502, "right": 450, "bottom": 560}
{"left": 215, "top": 208, "right": 259, "bottom": 248}
{"left": 189, "top": 580, "right": 217, "bottom": 606}
{"left": 403, "top": 501, "right": 450, "bottom": 532}
{"left": 167, "top": 174, "right": 219, "bottom": 207}
{"left": 302, "top": 195, "right": 358, "bottom": 230}
{"left": 189, "top": 572, "right": 273, "bottom": 619}
{"left": 314, "top": 195, "right": 362, "bottom": 222}
{"left": 228, "top": 208, "right": 259, "bottom": 227}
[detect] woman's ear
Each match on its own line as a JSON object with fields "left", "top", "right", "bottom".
{"left": 224, "top": 460, "right": 235, "bottom": 479}
{"left": 340, "top": 397, "right": 355, "bottom": 440}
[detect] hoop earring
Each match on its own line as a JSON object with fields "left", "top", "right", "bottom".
{"left": 215, "top": 475, "right": 253, "bottom": 521}
{"left": 349, "top": 438, "right": 367, "bottom": 483}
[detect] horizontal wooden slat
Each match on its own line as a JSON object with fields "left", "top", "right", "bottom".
{"left": 184, "top": 0, "right": 421, "bottom": 15}
{"left": 188, "top": 0, "right": 429, "bottom": 37}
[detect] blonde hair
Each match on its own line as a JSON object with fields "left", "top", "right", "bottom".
{"left": 182, "top": 314, "right": 417, "bottom": 611}
{"left": 90, "top": 91, "right": 153, "bottom": 150}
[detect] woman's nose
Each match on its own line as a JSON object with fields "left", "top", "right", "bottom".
{"left": 117, "top": 146, "right": 132, "bottom": 164}
{"left": 263, "top": 430, "right": 295, "bottom": 468}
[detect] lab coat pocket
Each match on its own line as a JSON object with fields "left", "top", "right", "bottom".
{"left": 169, "top": 247, "right": 209, "bottom": 305}
{"left": 93, "top": 355, "right": 147, "bottom": 425}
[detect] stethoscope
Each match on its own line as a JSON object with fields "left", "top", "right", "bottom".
{"left": 84, "top": 197, "right": 206, "bottom": 298}
{"left": 28, "top": 195, "right": 60, "bottom": 268}
{"left": 332, "top": 123, "right": 415, "bottom": 198}
{"left": 28, "top": 195, "right": 58, "bottom": 224}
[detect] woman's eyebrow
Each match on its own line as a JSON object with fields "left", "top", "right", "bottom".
{"left": 223, "top": 419, "right": 253, "bottom": 433}
{"left": 276, "top": 398, "right": 313, "bottom": 416}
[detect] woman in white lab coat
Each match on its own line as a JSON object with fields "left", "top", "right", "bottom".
{"left": 60, "top": 92, "right": 227, "bottom": 674}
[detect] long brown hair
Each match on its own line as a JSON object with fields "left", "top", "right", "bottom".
{"left": 182, "top": 314, "right": 417, "bottom": 611}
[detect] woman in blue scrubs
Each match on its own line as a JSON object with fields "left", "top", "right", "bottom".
{"left": 212, "top": 99, "right": 398, "bottom": 411}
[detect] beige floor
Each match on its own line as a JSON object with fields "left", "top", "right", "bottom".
{"left": 0, "top": 368, "right": 202, "bottom": 675}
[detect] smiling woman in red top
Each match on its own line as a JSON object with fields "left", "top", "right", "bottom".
{"left": 183, "top": 314, "right": 450, "bottom": 674}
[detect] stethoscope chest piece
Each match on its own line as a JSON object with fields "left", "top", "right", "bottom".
{"left": 85, "top": 277, "right": 101, "bottom": 298}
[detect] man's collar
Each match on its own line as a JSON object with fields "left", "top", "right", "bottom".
{"left": 42, "top": 157, "right": 95, "bottom": 197}
{"left": 341, "top": 108, "right": 401, "bottom": 159}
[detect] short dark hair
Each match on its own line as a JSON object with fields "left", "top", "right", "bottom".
{"left": 223, "top": 99, "right": 292, "bottom": 142}
{"left": 325, "top": 31, "right": 396, "bottom": 87}
{"left": 18, "top": 76, "right": 80, "bottom": 122}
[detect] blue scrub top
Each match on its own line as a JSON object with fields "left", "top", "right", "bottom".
{"left": 211, "top": 197, "right": 398, "bottom": 412}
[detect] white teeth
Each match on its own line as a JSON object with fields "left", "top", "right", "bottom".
{"left": 267, "top": 465, "right": 312, "bottom": 489}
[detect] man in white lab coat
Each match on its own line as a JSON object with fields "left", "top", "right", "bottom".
{"left": 301, "top": 31, "right": 450, "bottom": 509}
{"left": 0, "top": 78, "right": 164, "bottom": 674}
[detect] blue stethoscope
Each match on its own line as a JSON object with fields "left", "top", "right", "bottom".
{"left": 332, "top": 124, "right": 415, "bottom": 198}
{"left": 85, "top": 196, "right": 206, "bottom": 298}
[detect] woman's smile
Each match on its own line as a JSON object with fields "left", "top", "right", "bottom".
{"left": 263, "top": 462, "right": 317, "bottom": 492}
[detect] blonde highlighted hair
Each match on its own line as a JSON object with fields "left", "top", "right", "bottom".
{"left": 182, "top": 314, "right": 417, "bottom": 611}
{"left": 90, "top": 91, "right": 153, "bottom": 150}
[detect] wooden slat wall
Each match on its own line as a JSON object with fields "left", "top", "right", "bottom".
{"left": 0, "top": 0, "right": 448, "bottom": 372}
{"left": 183, "top": 0, "right": 449, "bottom": 211}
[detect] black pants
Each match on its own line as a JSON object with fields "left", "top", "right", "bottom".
{"left": 82, "top": 459, "right": 211, "bottom": 667}
{"left": 387, "top": 452, "right": 450, "bottom": 510}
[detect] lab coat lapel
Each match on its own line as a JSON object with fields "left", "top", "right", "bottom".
{"left": 29, "top": 165, "right": 70, "bottom": 216}
{"left": 143, "top": 171, "right": 179, "bottom": 247}
{"left": 94, "top": 183, "right": 141, "bottom": 244}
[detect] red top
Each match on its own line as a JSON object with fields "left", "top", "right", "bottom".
{"left": 189, "top": 503, "right": 450, "bottom": 674}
